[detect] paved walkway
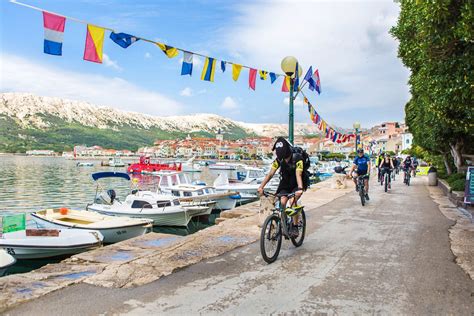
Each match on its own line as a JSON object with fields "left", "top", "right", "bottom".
{"left": 6, "top": 175, "right": 474, "bottom": 315}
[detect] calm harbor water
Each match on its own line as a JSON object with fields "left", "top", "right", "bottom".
{"left": 0, "top": 155, "right": 239, "bottom": 275}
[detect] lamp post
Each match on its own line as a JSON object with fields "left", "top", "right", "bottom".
{"left": 281, "top": 56, "right": 300, "bottom": 145}
{"left": 353, "top": 122, "right": 361, "bottom": 153}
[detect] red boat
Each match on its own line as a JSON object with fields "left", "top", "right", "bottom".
{"left": 127, "top": 156, "right": 182, "bottom": 174}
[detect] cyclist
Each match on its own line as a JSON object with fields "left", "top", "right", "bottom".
{"left": 412, "top": 156, "right": 419, "bottom": 177}
{"left": 393, "top": 156, "right": 400, "bottom": 174}
{"left": 379, "top": 153, "right": 394, "bottom": 189}
{"left": 258, "top": 137, "right": 304, "bottom": 237}
{"left": 376, "top": 152, "right": 384, "bottom": 183}
{"left": 350, "top": 148, "right": 371, "bottom": 200}
{"left": 403, "top": 155, "right": 413, "bottom": 183}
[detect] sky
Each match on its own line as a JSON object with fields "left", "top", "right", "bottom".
{"left": 0, "top": 0, "right": 410, "bottom": 128}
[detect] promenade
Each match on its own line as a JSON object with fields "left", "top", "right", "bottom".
{"left": 3, "top": 174, "right": 474, "bottom": 315}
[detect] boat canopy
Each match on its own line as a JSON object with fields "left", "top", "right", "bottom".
{"left": 92, "top": 172, "right": 130, "bottom": 181}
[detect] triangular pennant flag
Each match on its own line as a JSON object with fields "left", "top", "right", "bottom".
{"left": 249, "top": 68, "right": 257, "bottom": 90}
{"left": 269, "top": 72, "right": 277, "bottom": 84}
{"left": 221, "top": 61, "right": 226, "bottom": 72}
{"left": 84, "top": 24, "right": 105, "bottom": 63}
{"left": 201, "top": 57, "right": 216, "bottom": 82}
{"left": 181, "top": 52, "right": 193, "bottom": 76}
{"left": 43, "top": 12, "right": 66, "bottom": 56}
{"left": 259, "top": 70, "right": 268, "bottom": 80}
{"left": 232, "top": 64, "right": 242, "bottom": 81}
{"left": 156, "top": 42, "right": 179, "bottom": 58}
{"left": 110, "top": 32, "right": 139, "bottom": 48}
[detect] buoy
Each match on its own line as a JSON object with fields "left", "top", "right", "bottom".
{"left": 59, "top": 207, "right": 68, "bottom": 215}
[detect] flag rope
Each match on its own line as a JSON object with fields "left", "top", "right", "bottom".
{"left": 10, "top": 0, "right": 285, "bottom": 76}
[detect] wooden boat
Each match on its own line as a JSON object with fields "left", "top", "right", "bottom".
{"left": 0, "top": 229, "right": 103, "bottom": 259}
{"left": 31, "top": 208, "right": 152, "bottom": 244}
{"left": 0, "top": 249, "right": 16, "bottom": 276}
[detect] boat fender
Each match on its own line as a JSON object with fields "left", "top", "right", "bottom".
{"left": 60, "top": 207, "right": 68, "bottom": 215}
{"left": 229, "top": 194, "right": 241, "bottom": 199}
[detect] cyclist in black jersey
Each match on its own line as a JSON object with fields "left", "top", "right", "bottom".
{"left": 378, "top": 154, "right": 394, "bottom": 189}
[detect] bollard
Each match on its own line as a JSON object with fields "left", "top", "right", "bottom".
{"left": 428, "top": 166, "right": 438, "bottom": 186}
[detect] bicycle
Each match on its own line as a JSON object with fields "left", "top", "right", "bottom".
{"left": 404, "top": 168, "right": 411, "bottom": 186}
{"left": 260, "top": 191, "right": 306, "bottom": 264}
{"left": 355, "top": 175, "right": 369, "bottom": 206}
{"left": 381, "top": 168, "right": 391, "bottom": 192}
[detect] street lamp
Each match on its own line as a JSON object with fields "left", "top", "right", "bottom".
{"left": 281, "top": 56, "right": 301, "bottom": 145}
{"left": 353, "top": 122, "right": 361, "bottom": 153}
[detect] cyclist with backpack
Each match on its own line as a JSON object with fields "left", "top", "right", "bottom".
{"left": 378, "top": 153, "right": 394, "bottom": 190}
{"left": 258, "top": 137, "right": 309, "bottom": 237}
{"left": 350, "top": 148, "right": 372, "bottom": 200}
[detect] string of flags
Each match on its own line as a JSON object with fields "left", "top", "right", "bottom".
{"left": 16, "top": 0, "right": 323, "bottom": 94}
{"left": 302, "top": 92, "right": 355, "bottom": 144}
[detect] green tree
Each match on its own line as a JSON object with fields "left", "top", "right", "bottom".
{"left": 391, "top": 0, "right": 474, "bottom": 173}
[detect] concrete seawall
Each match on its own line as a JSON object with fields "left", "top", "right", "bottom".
{"left": 0, "top": 178, "right": 353, "bottom": 311}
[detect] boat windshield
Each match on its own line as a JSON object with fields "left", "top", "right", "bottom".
{"left": 156, "top": 200, "right": 171, "bottom": 207}
{"left": 179, "top": 173, "right": 189, "bottom": 184}
{"left": 171, "top": 190, "right": 181, "bottom": 197}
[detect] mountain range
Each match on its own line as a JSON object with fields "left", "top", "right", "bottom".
{"left": 0, "top": 93, "right": 323, "bottom": 152}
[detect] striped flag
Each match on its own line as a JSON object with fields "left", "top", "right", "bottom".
{"left": 201, "top": 57, "right": 216, "bottom": 82}
{"left": 84, "top": 24, "right": 105, "bottom": 63}
{"left": 181, "top": 52, "right": 193, "bottom": 76}
{"left": 43, "top": 12, "right": 66, "bottom": 56}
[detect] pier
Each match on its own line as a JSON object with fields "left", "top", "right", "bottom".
{"left": 1, "top": 175, "right": 473, "bottom": 314}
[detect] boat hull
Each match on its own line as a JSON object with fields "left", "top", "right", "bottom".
{"left": 31, "top": 216, "right": 150, "bottom": 244}
{"left": 214, "top": 198, "right": 237, "bottom": 210}
{"left": 0, "top": 245, "right": 99, "bottom": 260}
{"left": 0, "top": 250, "right": 16, "bottom": 276}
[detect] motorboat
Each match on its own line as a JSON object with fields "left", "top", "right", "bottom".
{"left": 0, "top": 249, "right": 16, "bottom": 276}
{"left": 127, "top": 156, "right": 181, "bottom": 174}
{"left": 156, "top": 171, "right": 239, "bottom": 211}
{"left": 181, "top": 157, "right": 202, "bottom": 173}
{"left": 77, "top": 162, "right": 94, "bottom": 167}
{"left": 213, "top": 173, "right": 260, "bottom": 204}
{"left": 31, "top": 208, "right": 152, "bottom": 244}
{"left": 236, "top": 167, "right": 266, "bottom": 184}
{"left": 104, "top": 157, "right": 125, "bottom": 167}
{"left": 86, "top": 172, "right": 208, "bottom": 226}
{"left": 208, "top": 162, "right": 244, "bottom": 171}
{"left": 0, "top": 229, "right": 103, "bottom": 259}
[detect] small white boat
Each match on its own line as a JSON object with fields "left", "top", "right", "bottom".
{"left": 0, "top": 249, "right": 16, "bottom": 276}
{"left": 209, "top": 162, "right": 243, "bottom": 171}
{"left": 31, "top": 208, "right": 152, "bottom": 244}
{"left": 108, "top": 157, "right": 125, "bottom": 167}
{"left": 181, "top": 157, "right": 202, "bottom": 173}
{"left": 157, "top": 171, "right": 238, "bottom": 211}
{"left": 236, "top": 167, "right": 266, "bottom": 184}
{"left": 87, "top": 172, "right": 208, "bottom": 226}
{"left": 77, "top": 162, "right": 94, "bottom": 167}
{"left": 213, "top": 173, "right": 260, "bottom": 204}
{"left": 0, "top": 229, "right": 103, "bottom": 259}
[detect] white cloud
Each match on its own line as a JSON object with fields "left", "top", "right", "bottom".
{"left": 283, "top": 96, "right": 305, "bottom": 107}
{"left": 220, "top": 1, "right": 410, "bottom": 114}
{"left": 220, "top": 96, "right": 238, "bottom": 110}
{"left": 180, "top": 87, "right": 193, "bottom": 97}
{"left": 144, "top": 52, "right": 152, "bottom": 59}
{"left": 0, "top": 53, "right": 182, "bottom": 116}
{"left": 102, "top": 53, "right": 122, "bottom": 71}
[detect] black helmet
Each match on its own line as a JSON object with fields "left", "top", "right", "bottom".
{"left": 357, "top": 148, "right": 364, "bottom": 153}
{"left": 273, "top": 137, "right": 292, "bottom": 161}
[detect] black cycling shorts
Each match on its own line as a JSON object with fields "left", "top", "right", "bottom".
{"left": 356, "top": 169, "right": 368, "bottom": 176}
{"left": 276, "top": 183, "right": 298, "bottom": 195}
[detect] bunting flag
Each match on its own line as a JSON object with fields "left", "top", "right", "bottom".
{"left": 221, "top": 61, "right": 226, "bottom": 72}
{"left": 43, "top": 12, "right": 66, "bottom": 56}
{"left": 270, "top": 72, "right": 277, "bottom": 84}
{"left": 304, "top": 66, "right": 318, "bottom": 91}
{"left": 84, "top": 24, "right": 105, "bottom": 63}
{"left": 314, "top": 69, "right": 321, "bottom": 94}
{"left": 156, "top": 42, "right": 179, "bottom": 58}
{"left": 281, "top": 76, "right": 291, "bottom": 92}
{"left": 294, "top": 63, "right": 299, "bottom": 92}
{"left": 181, "top": 52, "right": 193, "bottom": 76}
{"left": 232, "top": 64, "right": 242, "bottom": 81}
{"left": 109, "top": 32, "right": 139, "bottom": 48}
{"left": 201, "top": 57, "right": 216, "bottom": 82}
{"left": 259, "top": 70, "right": 268, "bottom": 80}
{"left": 249, "top": 68, "right": 257, "bottom": 90}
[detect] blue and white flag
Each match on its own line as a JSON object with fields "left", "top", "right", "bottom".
{"left": 304, "top": 66, "right": 317, "bottom": 91}
{"left": 109, "top": 32, "right": 139, "bottom": 48}
{"left": 181, "top": 52, "right": 193, "bottom": 76}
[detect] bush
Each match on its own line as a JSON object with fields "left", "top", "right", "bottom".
{"left": 446, "top": 173, "right": 466, "bottom": 183}
{"left": 450, "top": 179, "right": 466, "bottom": 192}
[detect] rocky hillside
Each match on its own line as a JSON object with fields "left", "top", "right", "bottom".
{"left": 0, "top": 93, "right": 321, "bottom": 152}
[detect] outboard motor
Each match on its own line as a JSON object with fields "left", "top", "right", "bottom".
{"left": 95, "top": 189, "right": 116, "bottom": 205}
{"left": 334, "top": 166, "right": 347, "bottom": 174}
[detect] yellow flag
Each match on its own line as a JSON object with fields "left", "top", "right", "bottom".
{"left": 259, "top": 70, "right": 268, "bottom": 80}
{"left": 232, "top": 64, "right": 242, "bottom": 81}
{"left": 156, "top": 43, "right": 179, "bottom": 58}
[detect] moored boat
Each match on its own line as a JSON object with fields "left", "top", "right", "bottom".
{"left": 0, "top": 229, "right": 103, "bottom": 259}
{"left": 31, "top": 208, "right": 152, "bottom": 244}
{"left": 0, "top": 249, "right": 16, "bottom": 276}
{"left": 127, "top": 156, "right": 181, "bottom": 174}
{"left": 77, "top": 162, "right": 94, "bottom": 167}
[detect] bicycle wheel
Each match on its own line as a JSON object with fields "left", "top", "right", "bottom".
{"left": 384, "top": 174, "right": 388, "bottom": 192}
{"left": 359, "top": 186, "right": 365, "bottom": 206}
{"left": 290, "top": 209, "right": 306, "bottom": 247}
{"left": 260, "top": 214, "right": 282, "bottom": 264}
{"left": 407, "top": 175, "right": 410, "bottom": 186}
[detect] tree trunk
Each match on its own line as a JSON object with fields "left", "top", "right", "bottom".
{"left": 449, "top": 139, "right": 465, "bottom": 173}
{"left": 442, "top": 152, "right": 452, "bottom": 175}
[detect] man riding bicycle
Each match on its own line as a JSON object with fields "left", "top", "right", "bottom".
{"left": 350, "top": 148, "right": 371, "bottom": 200}
{"left": 376, "top": 153, "right": 384, "bottom": 182}
{"left": 378, "top": 153, "right": 394, "bottom": 189}
{"left": 258, "top": 137, "right": 304, "bottom": 237}
{"left": 403, "top": 155, "right": 413, "bottom": 182}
